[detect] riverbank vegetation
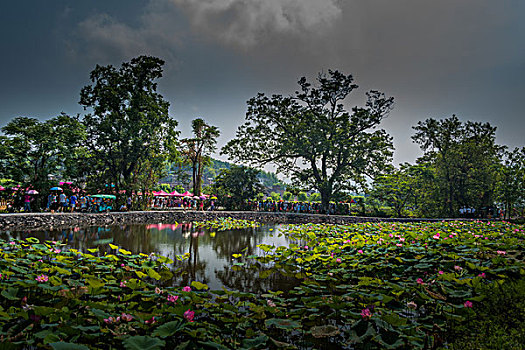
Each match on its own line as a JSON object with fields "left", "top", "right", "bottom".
{"left": 0, "top": 220, "right": 523, "bottom": 349}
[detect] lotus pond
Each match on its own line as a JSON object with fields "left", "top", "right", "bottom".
{"left": 0, "top": 219, "right": 523, "bottom": 349}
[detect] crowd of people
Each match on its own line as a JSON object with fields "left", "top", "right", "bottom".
{"left": 247, "top": 200, "right": 357, "bottom": 215}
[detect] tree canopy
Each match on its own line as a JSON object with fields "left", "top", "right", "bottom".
{"left": 222, "top": 70, "right": 394, "bottom": 212}
{"left": 0, "top": 114, "right": 85, "bottom": 195}
{"left": 411, "top": 116, "right": 503, "bottom": 217}
{"left": 181, "top": 118, "right": 220, "bottom": 196}
{"left": 79, "top": 56, "right": 179, "bottom": 202}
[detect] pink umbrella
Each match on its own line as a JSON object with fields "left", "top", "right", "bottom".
{"left": 26, "top": 190, "right": 39, "bottom": 195}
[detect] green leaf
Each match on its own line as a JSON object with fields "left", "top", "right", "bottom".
{"left": 197, "top": 341, "right": 230, "bottom": 350}
{"left": 265, "top": 318, "right": 301, "bottom": 330}
{"left": 123, "top": 336, "right": 165, "bottom": 350}
{"left": 152, "top": 321, "right": 184, "bottom": 338}
{"left": 109, "top": 243, "right": 119, "bottom": 250}
{"left": 241, "top": 335, "right": 269, "bottom": 349}
{"left": 191, "top": 281, "right": 209, "bottom": 290}
{"left": 50, "top": 342, "right": 90, "bottom": 350}
{"left": 146, "top": 268, "right": 161, "bottom": 281}
{"left": 1, "top": 288, "right": 19, "bottom": 301}
{"left": 86, "top": 277, "right": 105, "bottom": 289}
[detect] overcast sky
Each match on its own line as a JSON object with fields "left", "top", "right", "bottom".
{"left": 1, "top": 0, "right": 523, "bottom": 167}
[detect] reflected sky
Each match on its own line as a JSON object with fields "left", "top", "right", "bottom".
{"left": 0, "top": 222, "right": 301, "bottom": 293}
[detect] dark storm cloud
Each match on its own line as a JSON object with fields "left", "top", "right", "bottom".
{"left": 1, "top": 0, "right": 523, "bottom": 166}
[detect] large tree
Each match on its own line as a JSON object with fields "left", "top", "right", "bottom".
{"left": 412, "top": 116, "right": 503, "bottom": 217}
{"left": 496, "top": 147, "right": 525, "bottom": 219}
{"left": 181, "top": 118, "right": 220, "bottom": 196}
{"left": 222, "top": 70, "right": 394, "bottom": 212}
{"left": 0, "top": 114, "right": 86, "bottom": 196}
{"left": 210, "top": 166, "right": 264, "bottom": 210}
{"left": 79, "top": 56, "right": 179, "bottom": 200}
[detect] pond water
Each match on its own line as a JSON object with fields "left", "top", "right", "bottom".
{"left": 0, "top": 222, "right": 302, "bottom": 293}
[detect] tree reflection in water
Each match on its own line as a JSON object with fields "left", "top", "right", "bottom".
{"left": 0, "top": 222, "right": 300, "bottom": 293}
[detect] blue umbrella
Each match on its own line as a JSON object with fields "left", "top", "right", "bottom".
{"left": 50, "top": 187, "right": 63, "bottom": 191}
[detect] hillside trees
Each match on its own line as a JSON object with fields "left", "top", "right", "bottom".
{"left": 222, "top": 70, "right": 394, "bottom": 213}
{"left": 79, "top": 56, "right": 179, "bottom": 200}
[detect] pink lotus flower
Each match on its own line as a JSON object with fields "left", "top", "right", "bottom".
{"left": 399, "top": 237, "right": 405, "bottom": 242}
{"left": 120, "top": 281, "right": 127, "bottom": 288}
{"left": 145, "top": 316, "right": 156, "bottom": 325}
{"left": 360, "top": 308, "right": 372, "bottom": 319}
{"left": 417, "top": 278, "right": 424, "bottom": 285}
{"left": 184, "top": 309, "right": 195, "bottom": 322}
{"left": 357, "top": 250, "right": 364, "bottom": 254}
{"left": 167, "top": 294, "right": 179, "bottom": 303}
{"left": 121, "top": 313, "right": 133, "bottom": 322}
{"left": 478, "top": 272, "right": 486, "bottom": 278}
{"left": 396, "top": 243, "right": 402, "bottom": 247}
{"left": 454, "top": 265, "right": 462, "bottom": 271}
{"left": 464, "top": 301, "right": 473, "bottom": 308}
{"left": 438, "top": 271, "right": 444, "bottom": 275}
{"left": 104, "top": 316, "right": 120, "bottom": 324}
{"left": 267, "top": 299, "right": 276, "bottom": 307}
{"left": 336, "top": 258, "right": 342, "bottom": 263}
{"left": 496, "top": 250, "right": 507, "bottom": 255}
{"left": 35, "top": 275, "right": 48, "bottom": 283}
{"left": 182, "top": 286, "right": 191, "bottom": 292}
{"left": 432, "top": 234, "right": 440, "bottom": 240}
{"left": 304, "top": 246, "right": 309, "bottom": 250}
{"left": 155, "top": 287, "right": 162, "bottom": 294}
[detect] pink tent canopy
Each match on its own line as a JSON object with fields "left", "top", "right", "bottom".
{"left": 181, "top": 191, "right": 193, "bottom": 197}
{"left": 153, "top": 190, "right": 171, "bottom": 196}
{"left": 170, "top": 190, "right": 184, "bottom": 197}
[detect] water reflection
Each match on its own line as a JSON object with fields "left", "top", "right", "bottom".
{"left": 1, "top": 222, "right": 301, "bottom": 293}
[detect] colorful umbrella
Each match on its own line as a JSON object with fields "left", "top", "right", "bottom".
{"left": 50, "top": 187, "right": 63, "bottom": 191}
{"left": 26, "top": 190, "right": 39, "bottom": 195}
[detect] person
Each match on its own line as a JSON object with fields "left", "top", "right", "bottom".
{"left": 210, "top": 200, "right": 215, "bottom": 211}
{"left": 47, "top": 193, "right": 54, "bottom": 211}
{"left": 58, "top": 192, "right": 67, "bottom": 212}
{"left": 23, "top": 194, "right": 32, "bottom": 212}
{"left": 199, "top": 200, "right": 204, "bottom": 211}
{"left": 50, "top": 194, "right": 58, "bottom": 213}
{"left": 70, "top": 194, "right": 77, "bottom": 212}
{"left": 127, "top": 196, "right": 132, "bottom": 211}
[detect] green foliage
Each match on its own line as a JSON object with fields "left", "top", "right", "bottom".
{"left": 194, "top": 218, "right": 260, "bottom": 231}
{"left": 282, "top": 191, "right": 293, "bottom": 201}
{"left": 411, "top": 116, "right": 503, "bottom": 217}
{"left": 222, "top": 70, "right": 394, "bottom": 212}
{"left": 0, "top": 114, "right": 86, "bottom": 205}
{"left": 269, "top": 191, "right": 281, "bottom": 201}
{"left": 496, "top": 147, "right": 525, "bottom": 220}
{"left": 297, "top": 191, "right": 308, "bottom": 201}
{"left": 79, "top": 56, "right": 179, "bottom": 204}
{"left": 445, "top": 278, "right": 525, "bottom": 349}
{"left": 181, "top": 118, "right": 220, "bottom": 196}
{"left": 209, "top": 166, "right": 263, "bottom": 210}
{"left": 0, "top": 220, "right": 523, "bottom": 349}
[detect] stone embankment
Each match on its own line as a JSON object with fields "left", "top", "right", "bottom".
{"left": 0, "top": 210, "right": 451, "bottom": 231}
